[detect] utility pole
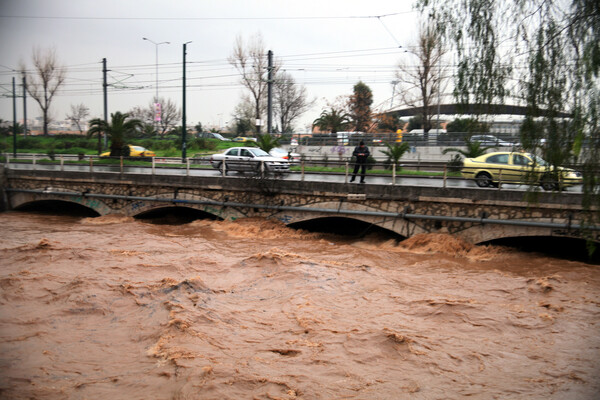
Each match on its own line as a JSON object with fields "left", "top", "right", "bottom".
{"left": 102, "top": 58, "right": 108, "bottom": 148}
{"left": 12, "top": 77, "right": 17, "bottom": 158}
{"left": 267, "top": 50, "right": 273, "bottom": 135}
{"left": 182, "top": 41, "right": 191, "bottom": 161}
{"left": 22, "top": 76, "right": 27, "bottom": 138}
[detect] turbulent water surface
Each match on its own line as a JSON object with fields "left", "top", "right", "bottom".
{"left": 0, "top": 211, "right": 599, "bottom": 399}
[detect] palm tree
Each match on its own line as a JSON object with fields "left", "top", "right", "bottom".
{"left": 312, "top": 107, "right": 351, "bottom": 134}
{"left": 381, "top": 142, "right": 410, "bottom": 170}
{"left": 256, "top": 133, "right": 280, "bottom": 153}
{"left": 88, "top": 112, "right": 143, "bottom": 156}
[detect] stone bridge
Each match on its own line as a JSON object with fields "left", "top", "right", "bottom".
{"left": 1, "top": 166, "right": 597, "bottom": 244}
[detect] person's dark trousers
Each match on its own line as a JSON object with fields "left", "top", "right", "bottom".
{"left": 350, "top": 162, "right": 366, "bottom": 183}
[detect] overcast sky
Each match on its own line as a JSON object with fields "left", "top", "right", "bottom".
{"left": 0, "top": 0, "right": 422, "bottom": 132}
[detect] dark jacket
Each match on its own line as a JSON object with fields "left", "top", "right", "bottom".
{"left": 352, "top": 145, "right": 370, "bottom": 163}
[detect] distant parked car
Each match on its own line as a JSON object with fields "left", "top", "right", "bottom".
{"left": 232, "top": 136, "right": 257, "bottom": 143}
{"left": 100, "top": 145, "right": 155, "bottom": 158}
{"left": 471, "top": 135, "right": 516, "bottom": 147}
{"left": 461, "top": 151, "right": 582, "bottom": 190}
{"left": 210, "top": 147, "right": 290, "bottom": 174}
{"left": 198, "top": 132, "right": 230, "bottom": 141}
{"left": 269, "top": 147, "right": 301, "bottom": 163}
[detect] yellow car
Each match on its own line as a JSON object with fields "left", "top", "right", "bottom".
{"left": 461, "top": 152, "right": 582, "bottom": 190}
{"left": 232, "top": 136, "right": 257, "bottom": 143}
{"left": 101, "top": 145, "right": 156, "bottom": 158}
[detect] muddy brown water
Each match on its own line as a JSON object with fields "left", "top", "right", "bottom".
{"left": 0, "top": 211, "right": 598, "bottom": 399}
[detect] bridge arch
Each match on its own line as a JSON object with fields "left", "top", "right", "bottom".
{"left": 121, "top": 191, "right": 246, "bottom": 221}
{"left": 13, "top": 199, "right": 101, "bottom": 217}
{"left": 457, "top": 217, "right": 585, "bottom": 244}
{"left": 9, "top": 190, "right": 109, "bottom": 216}
{"left": 269, "top": 201, "right": 429, "bottom": 238}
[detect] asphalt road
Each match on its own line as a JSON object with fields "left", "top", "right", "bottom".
{"left": 5, "top": 162, "right": 583, "bottom": 193}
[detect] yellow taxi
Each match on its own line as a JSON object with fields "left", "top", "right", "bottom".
{"left": 100, "top": 145, "right": 156, "bottom": 158}
{"left": 461, "top": 151, "right": 582, "bottom": 190}
{"left": 232, "top": 136, "right": 258, "bottom": 143}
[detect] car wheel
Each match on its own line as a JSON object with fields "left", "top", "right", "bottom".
{"left": 475, "top": 172, "right": 493, "bottom": 188}
{"left": 541, "top": 174, "right": 558, "bottom": 191}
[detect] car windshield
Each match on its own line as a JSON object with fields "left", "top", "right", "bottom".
{"left": 249, "top": 148, "right": 270, "bottom": 157}
{"left": 131, "top": 146, "right": 146, "bottom": 151}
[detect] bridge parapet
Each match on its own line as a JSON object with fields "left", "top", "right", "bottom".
{"left": 2, "top": 168, "right": 596, "bottom": 244}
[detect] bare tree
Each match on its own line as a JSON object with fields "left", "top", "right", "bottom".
{"left": 20, "top": 47, "right": 66, "bottom": 136}
{"left": 66, "top": 103, "right": 90, "bottom": 134}
{"left": 228, "top": 33, "right": 279, "bottom": 133}
{"left": 128, "top": 96, "right": 181, "bottom": 136}
{"left": 395, "top": 23, "right": 447, "bottom": 135}
{"left": 273, "top": 71, "right": 314, "bottom": 133}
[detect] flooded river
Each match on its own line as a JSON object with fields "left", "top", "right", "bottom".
{"left": 0, "top": 211, "right": 599, "bottom": 399}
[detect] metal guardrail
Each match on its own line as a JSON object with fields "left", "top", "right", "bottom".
{"left": 4, "top": 152, "right": 596, "bottom": 191}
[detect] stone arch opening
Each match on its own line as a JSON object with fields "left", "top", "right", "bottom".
{"left": 482, "top": 236, "right": 599, "bottom": 264}
{"left": 289, "top": 216, "right": 406, "bottom": 241}
{"left": 134, "top": 206, "right": 223, "bottom": 225}
{"left": 14, "top": 200, "right": 100, "bottom": 217}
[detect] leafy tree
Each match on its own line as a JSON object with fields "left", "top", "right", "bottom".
{"left": 88, "top": 112, "right": 142, "bottom": 156}
{"left": 376, "top": 113, "right": 404, "bottom": 132}
{"left": 234, "top": 117, "right": 254, "bottom": 135}
{"left": 231, "top": 96, "right": 258, "bottom": 134}
{"left": 349, "top": 81, "right": 373, "bottom": 132}
{"left": 421, "top": 0, "right": 599, "bottom": 251}
{"left": 195, "top": 122, "right": 203, "bottom": 133}
{"left": 446, "top": 118, "right": 488, "bottom": 134}
{"left": 273, "top": 71, "right": 314, "bottom": 133}
{"left": 407, "top": 115, "right": 423, "bottom": 132}
{"left": 381, "top": 142, "right": 411, "bottom": 170}
{"left": 20, "top": 47, "right": 66, "bottom": 136}
{"left": 312, "top": 107, "right": 351, "bottom": 134}
{"left": 256, "top": 133, "right": 280, "bottom": 153}
{"left": 66, "top": 103, "right": 90, "bottom": 134}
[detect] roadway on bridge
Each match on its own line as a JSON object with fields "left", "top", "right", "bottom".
{"left": 5, "top": 163, "right": 584, "bottom": 193}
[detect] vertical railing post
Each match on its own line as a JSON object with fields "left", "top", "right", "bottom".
{"left": 89, "top": 156, "right": 93, "bottom": 173}
{"left": 260, "top": 160, "right": 265, "bottom": 178}
{"left": 345, "top": 162, "right": 349, "bottom": 183}
{"left": 186, "top": 158, "right": 190, "bottom": 176}
{"left": 301, "top": 160, "right": 305, "bottom": 181}
{"left": 60, "top": 155, "right": 64, "bottom": 171}
{"left": 498, "top": 168, "right": 502, "bottom": 190}
{"left": 152, "top": 157, "right": 155, "bottom": 175}
{"left": 392, "top": 163, "right": 396, "bottom": 185}
{"left": 120, "top": 156, "right": 123, "bottom": 174}
{"left": 443, "top": 165, "right": 447, "bottom": 188}
{"left": 32, "top": 154, "right": 36, "bottom": 170}
{"left": 221, "top": 160, "right": 226, "bottom": 177}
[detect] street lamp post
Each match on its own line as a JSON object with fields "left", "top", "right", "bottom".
{"left": 143, "top": 37, "right": 169, "bottom": 137}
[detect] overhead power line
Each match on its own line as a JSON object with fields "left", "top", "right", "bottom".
{"left": 0, "top": 12, "right": 413, "bottom": 22}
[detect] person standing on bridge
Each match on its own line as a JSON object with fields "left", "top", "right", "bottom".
{"left": 350, "top": 140, "right": 370, "bottom": 183}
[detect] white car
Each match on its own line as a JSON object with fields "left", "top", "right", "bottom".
{"left": 210, "top": 147, "right": 290, "bottom": 173}
{"left": 269, "top": 148, "right": 301, "bottom": 163}
{"left": 471, "top": 135, "right": 516, "bottom": 147}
